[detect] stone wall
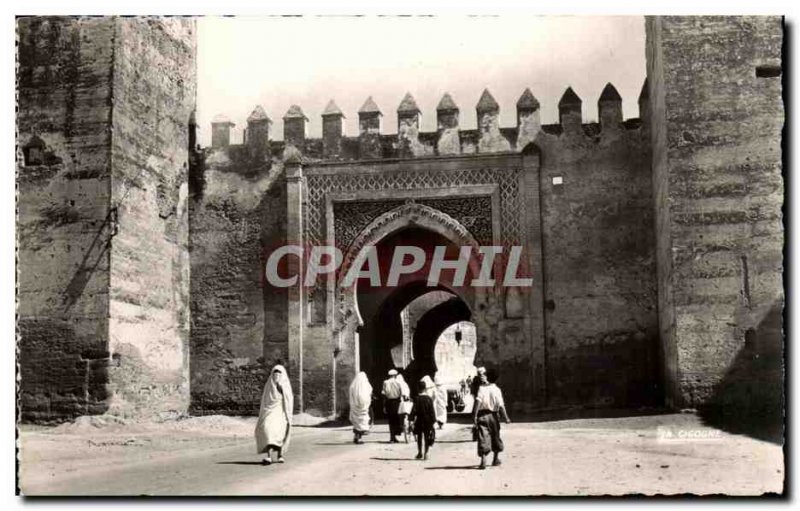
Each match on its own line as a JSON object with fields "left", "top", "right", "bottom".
{"left": 17, "top": 17, "right": 116, "bottom": 421}
{"left": 646, "top": 16, "right": 784, "bottom": 408}
{"left": 536, "top": 115, "right": 658, "bottom": 408}
{"left": 106, "top": 18, "right": 196, "bottom": 417}
{"left": 17, "top": 16, "right": 197, "bottom": 421}
{"left": 188, "top": 150, "right": 286, "bottom": 415}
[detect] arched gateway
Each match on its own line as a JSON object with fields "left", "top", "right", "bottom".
{"left": 283, "top": 152, "right": 548, "bottom": 416}
{"left": 334, "top": 203, "right": 494, "bottom": 400}
{"left": 185, "top": 89, "right": 664, "bottom": 420}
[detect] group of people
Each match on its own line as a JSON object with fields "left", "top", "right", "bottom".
{"left": 253, "top": 363, "right": 510, "bottom": 470}
{"left": 371, "top": 370, "right": 449, "bottom": 460}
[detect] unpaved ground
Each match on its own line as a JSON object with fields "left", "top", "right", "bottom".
{"left": 18, "top": 412, "right": 783, "bottom": 496}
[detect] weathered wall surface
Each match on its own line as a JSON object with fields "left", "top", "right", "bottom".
{"left": 536, "top": 122, "right": 659, "bottom": 407}
{"left": 106, "top": 18, "right": 196, "bottom": 417}
{"left": 17, "top": 17, "right": 115, "bottom": 421}
{"left": 646, "top": 16, "right": 784, "bottom": 408}
{"left": 17, "top": 16, "right": 198, "bottom": 422}
{"left": 188, "top": 150, "right": 286, "bottom": 415}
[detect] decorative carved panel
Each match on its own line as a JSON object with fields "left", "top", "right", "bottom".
{"left": 332, "top": 195, "right": 494, "bottom": 253}
{"left": 305, "top": 167, "right": 523, "bottom": 248}
{"left": 304, "top": 166, "right": 523, "bottom": 324}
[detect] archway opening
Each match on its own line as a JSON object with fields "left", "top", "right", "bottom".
{"left": 433, "top": 321, "right": 477, "bottom": 389}
{"left": 353, "top": 225, "right": 479, "bottom": 406}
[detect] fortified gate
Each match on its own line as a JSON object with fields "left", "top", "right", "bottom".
{"left": 17, "top": 17, "right": 784, "bottom": 423}
{"left": 189, "top": 86, "right": 657, "bottom": 417}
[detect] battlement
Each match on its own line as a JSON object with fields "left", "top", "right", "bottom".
{"left": 206, "top": 82, "right": 648, "bottom": 163}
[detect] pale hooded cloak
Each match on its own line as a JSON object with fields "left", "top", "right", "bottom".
{"left": 396, "top": 374, "right": 411, "bottom": 399}
{"left": 255, "top": 365, "right": 293, "bottom": 454}
{"left": 433, "top": 375, "right": 448, "bottom": 425}
{"left": 349, "top": 371, "right": 373, "bottom": 433}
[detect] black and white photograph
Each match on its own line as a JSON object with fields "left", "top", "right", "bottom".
{"left": 10, "top": 4, "right": 790, "bottom": 499}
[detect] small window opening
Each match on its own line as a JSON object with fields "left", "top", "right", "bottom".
{"left": 25, "top": 147, "right": 43, "bottom": 166}
{"left": 23, "top": 135, "right": 46, "bottom": 166}
{"left": 755, "top": 65, "right": 781, "bottom": 78}
{"left": 552, "top": 176, "right": 563, "bottom": 186}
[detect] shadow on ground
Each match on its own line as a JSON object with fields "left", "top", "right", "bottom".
{"left": 445, "top": 406, "right": 670, "bottom": 425}
{"left": 698, "top": 302, "right": 784, "bottom": 445}
{"left": 424, "top": 465, "right": 478, "bottom": 470}
{"left": 216, "top": 461, "right": 266, "bottom": 466}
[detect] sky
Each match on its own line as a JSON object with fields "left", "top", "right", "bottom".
{"left": 196, "top": 16, "right": 646, "bottom": 146}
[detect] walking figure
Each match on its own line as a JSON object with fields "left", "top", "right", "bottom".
{"left": 472, "top": 368, "right": 511, "bottom": 470}
{"left": 433, "top": 375, "right": 448, "bottom": 429}
{"left": 396, "top": 372, "right": 412, "bottom": 443}
{"left": 349, "top": 371, "right": 373, "bottom": 444}
{"left": 381, "top": 369, "right": 403, "bottom": 443}
{"left": 409, "top": 379, "right": 437, "bottom": 460}
{"left": 255, "top": 364, "right": 293, "bottom": 465}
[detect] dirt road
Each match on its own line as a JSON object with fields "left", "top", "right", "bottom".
{"left": 18, "top": 413, "right": 783, "bottom": 496}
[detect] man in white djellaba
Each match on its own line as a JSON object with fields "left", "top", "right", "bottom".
{"left": 381, "top": 369, "right": 403, "bottom": 443}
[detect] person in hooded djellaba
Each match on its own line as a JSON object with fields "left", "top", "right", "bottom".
{"left": 255, "top": 364, "right": 293, "bottom": 465}
{"left": 349, "top": 371, "right": 373, "bottom": 444}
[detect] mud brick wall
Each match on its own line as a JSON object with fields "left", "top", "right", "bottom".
{"left": 646, "top": 16, "right": 784, "bottom": 407}
{"left": 105, "top": 18, "right": 196, "bottom": 417}
{"left": 188, "top": 151, "right": 287, "bottom": 415}
{"left": 17, "top": 17, "right": 197, "bottom": 421}
{"left": 17, "top": 17, "right": 116, "bottom": 421}
{"left": 537, "top": 124, "right": 659, "bottom": 408}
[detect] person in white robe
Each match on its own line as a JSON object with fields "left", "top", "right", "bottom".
{"left": 433, "top": 375, "right": 448, "bottom": 429}
{"left": 255, "top": 364, "right": 293, "bottom": 465}
{"left": 396, "top": 373, "right": 411, "bottom": 399}
{"left": 420, "top": 375, "right": 436, "bottom": 398}
{"left": 396, "top": 373, "right": 413, "bottom": 442}
{"left": 382, "top": 369, "right": 403, "bottom": 442}
{"left": 349, "top": 371, "right": 373, "bottom": 444}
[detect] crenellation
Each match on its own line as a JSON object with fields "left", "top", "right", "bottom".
{"left": 283, "top": 104, "right": 307, "bottom": 149}
{"left": 516, "top": 88, "right": 541, "bottom": 150}
{"left": 558, "top": 86, "right": 583, "bottom": 135}
{"left": 245, "top": 105, "right": 271, "bottom": 160}
{"left": 321, "top": 99, "right": 345, "bottom": 159}
{"left": 211, "top": 114, "right": 234, "bottom": 148}
{"left": 396, "top": 92, "right": 424, "bottom": 158}
{"left": 358, "top": 96, "right": 382, "bottom": 159}
{"left": 598, "top": 83, "right": 623, "bottom": 132}
{"left": 436, "top": 92, "right": 460, "bottom": 155}
{"left": 206, "top": 85, "right": 650, "bottom": 165}
{"left": 475, "top": 88, "right": 511, "bottom": 153}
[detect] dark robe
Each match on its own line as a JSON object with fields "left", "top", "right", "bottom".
{"left": 475, "top": 410, "right": 504, "bottom": 455}
{"left": 409, "top": 394, "right": 437, "bottom": 446}
{"left": 385, "top": 398, "right": 402, "bottom": 437}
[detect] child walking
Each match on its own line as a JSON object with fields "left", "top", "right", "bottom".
{"left": 409, "top": 378, "right": 437, "bottom": 461}
{"left": 472, "top": 368, "right": 511, "bottom": 469}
